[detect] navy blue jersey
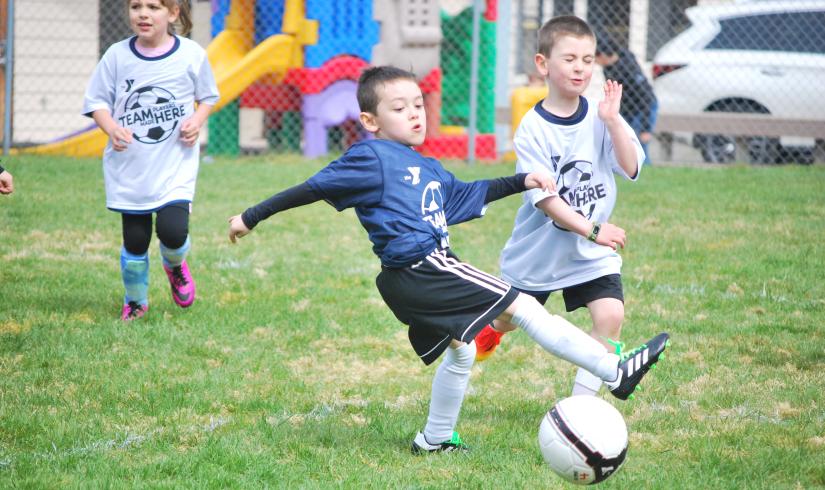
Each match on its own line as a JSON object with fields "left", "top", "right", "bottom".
{"left": 306, "top": 139, "right": 489, "bottom": 267}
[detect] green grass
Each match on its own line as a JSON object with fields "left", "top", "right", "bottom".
{"left": 1, "top": 155, "right": 824, "bottom": 489}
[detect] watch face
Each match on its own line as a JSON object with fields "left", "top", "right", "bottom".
{"left": 589, "top": 224, "right": 600, "bottom": 241}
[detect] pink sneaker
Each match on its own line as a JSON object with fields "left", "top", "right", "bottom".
{"left": 163, "top": 260, "right": 195, "bottom": 308}
{"left": 121, "top": 301, "right": 148, "bottom": 321}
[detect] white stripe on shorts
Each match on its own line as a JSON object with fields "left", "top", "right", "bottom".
{"left": 438, "top": 252, "right": 511, "bottom": 291}
{"left": 426, "top": 250, "right": 510, "bottom": 295}
{"left": 419, "top": 334, "right": 452, "bottom": 360}
{"left": 458, "top": 293, "right": 510, "bottom": 343}
{"left": 425, "top": 250, "right": 513, "bottom": 343}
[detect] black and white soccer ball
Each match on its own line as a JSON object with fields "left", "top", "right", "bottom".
{"left": 557, "top": 159, "right": 592, "bottom": 197}
{"left": 124, "top": 86, "right": 177, "bottom": 144}
{"left": 538, "top": 396, "right": 628, "bottom": 485}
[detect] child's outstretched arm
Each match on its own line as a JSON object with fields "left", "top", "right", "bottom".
{"left": 598, "top": 80, "right": 640, "bottom": 178}
{"left": 481, "top": 172, "right": 556, "bottom": 204}
{"left": 92, "top": 109, "right": 132, "bottom": 151}
{"left": 228, "top": 182, "right": 321, "bottom": 243}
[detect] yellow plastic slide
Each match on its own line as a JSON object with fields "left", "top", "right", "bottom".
{"left": 19, "top": 33, "right": 296, "bottom": 157}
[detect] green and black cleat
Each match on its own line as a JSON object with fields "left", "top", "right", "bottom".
{"left": 606, "top": 333, "right": 671, "bottom": 400}
{"left": 411, "top": 431, "right": 470, "bottom": 454}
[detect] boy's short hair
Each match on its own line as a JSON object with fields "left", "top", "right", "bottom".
{"left": 357, "top": 66, "right": 418, "bottom": 114}
{"left": 537, "top": 15, "right": 595, "bottom": 57}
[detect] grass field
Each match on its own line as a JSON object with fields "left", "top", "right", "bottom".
{"left": 1, "top": 155, "right": 824, "bottom": 489}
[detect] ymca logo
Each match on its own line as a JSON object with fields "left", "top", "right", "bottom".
{"left": 119, "top": 85, "right": 185, "bottom": 144}
{"left": 404, "top": 166, "right": 421, "bottom": 185}
{"left": 125, "top": 79, "right": 135, "bottom": 92}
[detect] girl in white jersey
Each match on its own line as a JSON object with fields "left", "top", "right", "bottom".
{"left": 83, "top": 0, "right": 219, "bottom": 320}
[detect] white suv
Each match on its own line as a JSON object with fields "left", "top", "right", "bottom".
{"left": 652, "top": 1, "right": 825, "bottom": 163}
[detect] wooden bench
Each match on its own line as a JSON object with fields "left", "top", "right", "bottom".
{"left": 656, "top": 113, "right": 825, "bottom": 163}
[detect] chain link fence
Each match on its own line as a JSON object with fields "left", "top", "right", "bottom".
{"left": 3, "top": 0, "right": 824, "bottom": 164}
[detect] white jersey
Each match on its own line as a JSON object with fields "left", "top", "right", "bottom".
{"left": 83, "top": 36, "right": 220, "bottom": 212}
{"left": 499, "top": 96, "right": 643, "bottom": 291}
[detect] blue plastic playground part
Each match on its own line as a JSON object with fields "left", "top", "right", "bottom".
{"left": 255, "top": 0, "right": 285, "bottom": 43}
{"left": 211, "top": 0, "right": 231, "bottom": 37}
{"left": 304, "top": 0, "right": 378, "bottom": 67}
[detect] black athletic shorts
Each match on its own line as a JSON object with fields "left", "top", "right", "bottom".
{"left": 376, "top": 248, "right": 520, "bottom": 365}
{"left": 517, "top": 274, "right": 624, "bottom": 312}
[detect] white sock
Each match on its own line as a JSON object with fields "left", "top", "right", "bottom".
{"left": 423, "top": 342, "right": 476, "bottom": 443}
{"left": 511, "top": 298, "right": 619, "bottom": 382}
{"left": 572, "top": 367, "right": 603, "bottom": 396}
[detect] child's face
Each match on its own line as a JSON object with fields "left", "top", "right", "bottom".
{"left": 128, "top": 0, "right": 179, "bottom": 46}
{"left": 359, "top": 79, "right": 426, "bottom": 147}
{"left": 535, "top": 34, "right": 596, "bottom": 98}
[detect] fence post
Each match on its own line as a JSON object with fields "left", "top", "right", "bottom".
{"left": 3, "top": 0, "right": 12, "bottom": 155}
{"left": 495, "top": 0, "right": 511, "bottom": 159}
{"left": 467, "top": 0, "right": 482, "bottom": 165}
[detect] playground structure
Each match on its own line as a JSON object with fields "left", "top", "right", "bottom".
{"left": 20, "top": 0, "right": 501, "bottom": 161}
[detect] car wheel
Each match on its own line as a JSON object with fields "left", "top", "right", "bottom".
{"left": 694, "top": 101, "right": 782, "bottom": 164}
{"left": 694, "top": 133, "right": 736, "bottom": 163}
{"left": 746, "top": 136, "right": 782, "bottom": 164}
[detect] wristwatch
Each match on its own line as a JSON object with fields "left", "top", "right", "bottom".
{"left": 587, "top": 223, "right": 601, "bottom": 242}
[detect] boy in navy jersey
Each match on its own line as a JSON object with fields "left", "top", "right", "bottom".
{"left": 228, "top": 66, "right": 668, "bottom": 453}
{"left": 476, "top": 16, "right": 652, "bottom": 399}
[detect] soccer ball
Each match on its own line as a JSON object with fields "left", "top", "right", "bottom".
{"left": 123, "top": 86, "right": 178, "bottom": 144}
{"left": 538, "top": 396, "right": 628, "bottom": 485}
{"left": 556, "top": 159, "right": 592, "bottom": 197}
{"left": 129, "top": 86, "right": 173, "bottom": 110}
{"left": 553, "top": 159, "right": 596, "bottom": 225}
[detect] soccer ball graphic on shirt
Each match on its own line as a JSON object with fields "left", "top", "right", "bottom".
{"left": 124, "top": 86, "right": 178, "bottom": 144}
{"left": 538, "top": 396, "right": 628, "bottom": 485}
{"left": 553, "top": 159, "right": 596, "bottom": 227}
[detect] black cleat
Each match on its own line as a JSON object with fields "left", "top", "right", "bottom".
{"left": 606, "top": 333, "right": 670, "bottom": 400}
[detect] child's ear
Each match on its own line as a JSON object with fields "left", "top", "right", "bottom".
{"left": 359, "top": 111, "right": 379, "bottom": 134}
{"left": 534, "top": 53, "right": 549, "bottom": 77}
{"left": 168, "top": 3, "right": 180, "bottom": 23}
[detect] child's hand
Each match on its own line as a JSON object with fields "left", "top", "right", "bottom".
{"left": 0, "top": 170, "right": 13, "bottom": 195}
{"left": 525, "top": 172, "right": 557, "bottom": 196}
{"left": 593, "top": 222, "right": 626, "bottom": 251}
{"left": 228, "top": 215, "right": 251, "bottom": 243}
{"left": 179, "top": 118, "right": 202, "bottom": 147}
{"left": 598, "top": 80, "right": 623, "bottom": 124}
{"left": 110, "top": 127, "right": 133, "bottom": 151}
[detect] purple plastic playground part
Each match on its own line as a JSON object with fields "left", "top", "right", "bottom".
{"left": 301, "top": 80, "right": 366, "bottom": 158}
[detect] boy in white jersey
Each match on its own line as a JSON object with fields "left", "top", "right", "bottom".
{"left": 475, "top": 16, "right": 651, "bottom": 399}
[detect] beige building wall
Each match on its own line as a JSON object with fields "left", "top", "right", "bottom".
{"left": 13, "top": 0, "right": 99, "bottom": 143}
